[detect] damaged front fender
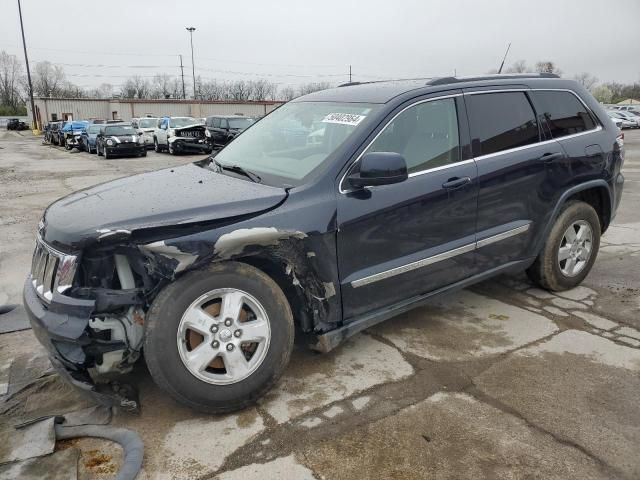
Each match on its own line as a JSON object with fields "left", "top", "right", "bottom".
{"left": 138, "top": 226, "right": 341, "bottom": 333}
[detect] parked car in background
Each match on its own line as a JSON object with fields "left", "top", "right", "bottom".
{"left": 153, "top": 116, "right": 210, "bottom": 155}
{"left": 23, "top": 74, "right": 624, "bottom": 413}
{"left": 609, "top": 115, "right": 624, "bottom": 130}
{"left": 96, "top": 123, "right": 146, "bottom": 159}
{"left": 6, "top": 118, "right": 29, "bottom": 130}
{"left": 613, "top": 110, "right": 640, "bottom": 128}
{"left": 608, "top": 111, "right": 636, "bottom": 129}
{"left": 80, "top": 124, "right": 102, "bottom": 153}
{"left": 132, "top": 117, "right": 159, "bottom": 149}
{"left": 56, "top": 121, "right": 72, "bottom": 146}
{"left": 204, "top": 115, "right": 256, "bottom": 149}
{"left": 47, "top": 122, "right": 62, "bottom": 145}
{"left": 62, "top": 121, "right": 90, "bottom": 150}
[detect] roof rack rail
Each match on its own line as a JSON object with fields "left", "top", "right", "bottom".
{"left": 337, "top": 77, "right": 437, "bottom": 88}
{"left": 426, "top": 73, "right": 560, "bottom": 86}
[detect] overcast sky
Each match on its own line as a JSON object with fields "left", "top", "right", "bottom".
{"left": 1, "top": 0, "right": 638, "bottom": 92}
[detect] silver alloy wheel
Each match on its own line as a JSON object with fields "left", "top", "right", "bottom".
{"left": 176, "top": 288, "right": 271, "bottom": 385}
{"left": 558, "top": 220, "right": 593, "bottom": 277}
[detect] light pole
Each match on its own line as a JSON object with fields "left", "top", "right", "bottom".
{"left": 186, "top": 27, "right": 196, "bottom": 99}
{"left": 17, "top": 0, "right": 36, "bottom": 130}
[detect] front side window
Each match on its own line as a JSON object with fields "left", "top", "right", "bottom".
{"left": 228, "top": 118, "right": 254, "bottom": 129}
{"left": 213, "top": 101, "right": 379, "bottom": 185}
{"left": 466, "top": 92, "right": 539, "bottom": 157}
{"left": 88, "top": 125, "right": 101, "bottom": 134}
{"left": 364, "top": 98, "right": 460, "bottom": 174}
{"left": 212, "top": 118, "right": 221, "bottom": 128}
{"left": 531, "top": 91, "right": 596, "bottom": 138}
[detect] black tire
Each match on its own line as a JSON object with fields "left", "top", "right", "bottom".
{"left": 154, "top": 137, "right": 161, "bottom": 153}
{"left": 144, "top": 261, "right": 294, "bottom": 413}
{"left": 104, "top": 148, "right": 110, "bottom": 159}
{"left": 168, "top": 143, "right": 175, "bottom": 155}
{"left": 526, "top": 201, "right": 601, "bottom": 291}
{"left": 97, "top": 143, "right": 103, "bottom": 156}
{"left": 140, "top": 150, "right": 147, "bottom": 157}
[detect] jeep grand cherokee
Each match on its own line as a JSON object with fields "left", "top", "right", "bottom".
{"left": 24, "top": 74, "right": 624, "bottom": 413}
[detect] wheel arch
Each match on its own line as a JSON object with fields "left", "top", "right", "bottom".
{"left": 534, "top": 180, "right": 612, "bottom": 256}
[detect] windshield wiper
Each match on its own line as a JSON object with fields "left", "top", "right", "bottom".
{"left": 213, "top": 159, "right": 262, "bottom": 183}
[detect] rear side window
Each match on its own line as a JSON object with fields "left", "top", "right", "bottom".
{"left": 531, "top": 91, "right": 596, "bottom": 138}
{"left": 212, "top": 118, "right": 221, "bottom": 128}
{"left": 466, "top": 92, "right": 539, "bottom": 157}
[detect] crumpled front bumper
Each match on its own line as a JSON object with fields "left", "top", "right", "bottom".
{"left": 22, "top": 277, "right": 133, "bottom": 408}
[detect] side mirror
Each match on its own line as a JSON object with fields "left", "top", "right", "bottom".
{"left": 347, "top": 152, "right": 408, "bottom": 189}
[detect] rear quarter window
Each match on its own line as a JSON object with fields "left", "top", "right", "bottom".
{"left": 530, "top": 91, "right": 597, "bottom": 138}
{"left": 466, "top": 92, "right": 539, "bottom": 157}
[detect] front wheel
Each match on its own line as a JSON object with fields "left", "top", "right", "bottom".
{"left": 168, "top": 143, "right": 175, "bottom": 155}
{"left": 154, "top": 138, "right": 161, "bottom": 153}
{"left": 526, "top": 201, "right": 601, "bottom": 291}
{"left": 144, "top": 261, "right": 294, "bottom": 413}
{"left": 97, "top": 144, "right": 103, "bottom": 156}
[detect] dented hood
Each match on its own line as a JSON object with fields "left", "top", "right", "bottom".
{"left": 41, "top": 163, "right": 286, "bottom": 248}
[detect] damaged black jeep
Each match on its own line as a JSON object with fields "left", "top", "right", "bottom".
{"left": 24, "top": 74, "right": 623, "bottom": 412}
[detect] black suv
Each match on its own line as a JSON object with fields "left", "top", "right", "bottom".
{"left": 204, "top": 115, "right": 255, "bottom": 148}
{"left": 24, "top": 74, "right": 624, "bottom": 413}
{"left": 96, "top": 124, "right": 147, "bottom": 159}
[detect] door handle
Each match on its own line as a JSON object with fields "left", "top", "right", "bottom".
{"left": 442, "top": 176, "right": 471, "bottom": 189}
{"left": 538, "top": 152, "right": 564, "bottom": 163}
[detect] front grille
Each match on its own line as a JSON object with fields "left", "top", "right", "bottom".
{"left": 30, "top": 237, "right": 78, "bottom": 302}
{"left": 178, "top": 130, "right": 204, "bottom": 138}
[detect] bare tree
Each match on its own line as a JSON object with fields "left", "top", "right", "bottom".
{"left": 120, "top": 76, "right": 151, "bottom": 99}
{"left": 32, "top": 61, "right": 66, "bottom": 96}
{"left": 297, "top": 82, "right": 331, "bottom": 97}
{"left": 505, "top": 60, "right": 529, "bottom": 73}
{"left": 279, "top": 86, "right": 297, "bottom": 101}
{"left": 228, "top": 80, "right": 251, "bottom": 101}
{"left": 534, "top": 61, "right": 562, "bottom": 76}
{"left": 249, "top": 79, "right": 277, "bottom": 101}
{"left": 151, "top": 73, "right": 176, "bottom": 99}
{"left": 573, "top": 72, "right": 598, "bottom": 91}
{"left": 0, "top": 51, "right": 24, "bottom": 112}
{"left": 591, "top": 85, "right": 613, "bottom": 104}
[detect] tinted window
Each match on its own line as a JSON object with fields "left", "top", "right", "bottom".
{"left": 212, "top": 117, "right": 221, "bottom": 128}
{"left": 365, "top": 98, "right": 460, "bottom": 174}
{"left": 105, "top": 125, "right": 136, "bottom": 135}
{"left": 532, "top": 91, "right": 596, "bottom": 138}
{"left": 466, "top": 92, "right": 539, "bottom": 156}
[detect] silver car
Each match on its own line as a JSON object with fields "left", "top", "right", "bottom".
{"left": 132, "top": 117, "right": 160, "bottom": 148}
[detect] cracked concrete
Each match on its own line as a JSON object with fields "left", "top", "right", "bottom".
{"left": 1, "top": 129, "right": 639, "bottom": 479}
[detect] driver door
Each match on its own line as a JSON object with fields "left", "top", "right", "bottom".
{"left": 337, "top": 95, "right": 479, "bottom": 319}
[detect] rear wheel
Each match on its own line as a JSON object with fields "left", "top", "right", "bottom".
{"left": 527, "top": 201, "right": 600, "bottom": 291}
{"left": 154, "top": 137, "right": 161, "bottom": 152}
{"left": 144, "top": 261, "right": 294, "bottom": 413}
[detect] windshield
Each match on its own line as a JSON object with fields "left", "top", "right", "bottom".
{"left": 170, "top": 117, "right": 198, "bottom": 127}
{"left": 105, "top": 125, "right": 136, "bottom": 135}
{"left": 138, "top": 118, "right": 157, "bottom": 128}
{"left": 214, "top": 102, "right": 378, "bottom": 185}
{"left": 88, "top": 125, "right": 101, "bottom": 134}
{"left": 228, "top": 118, "right": 255, "bottom": 129}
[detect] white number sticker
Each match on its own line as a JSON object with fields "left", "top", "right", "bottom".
{"left": 321, "top": 113, "right": 366, "bottom": 126}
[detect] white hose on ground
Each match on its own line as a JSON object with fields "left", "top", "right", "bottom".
{"left": 55, "top": 424, "right": 144, "bottom": 480}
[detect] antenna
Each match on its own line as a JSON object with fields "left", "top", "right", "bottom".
{"left": 497, "top": 42, "right": 511, "bottom": 74}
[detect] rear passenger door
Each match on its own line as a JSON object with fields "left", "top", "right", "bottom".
{"left": 465, "top": 90, "right": 566, "bottom": 270}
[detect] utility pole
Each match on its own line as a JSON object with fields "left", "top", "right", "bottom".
{"left": 349, "top": 65, "right": 352, "bottom": 83}
{"left": 179, "top": 54, "right": 186, "bottom": 99}
{"left": 497, "top": 42, "right": 511, "bottom": 74}
{"left": 186, "top": 27, "right": 196, "bottom": 98}
{"left": 17, "top": 0, "right": 36, "bottom": 130}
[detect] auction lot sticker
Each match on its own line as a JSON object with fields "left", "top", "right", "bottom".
{"left": 322, "top": 113, "right": 366, "bottom": 126}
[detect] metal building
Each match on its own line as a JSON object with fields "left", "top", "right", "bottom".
{"left": 28, "top": 97, "right": 285, "bottom": 129}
